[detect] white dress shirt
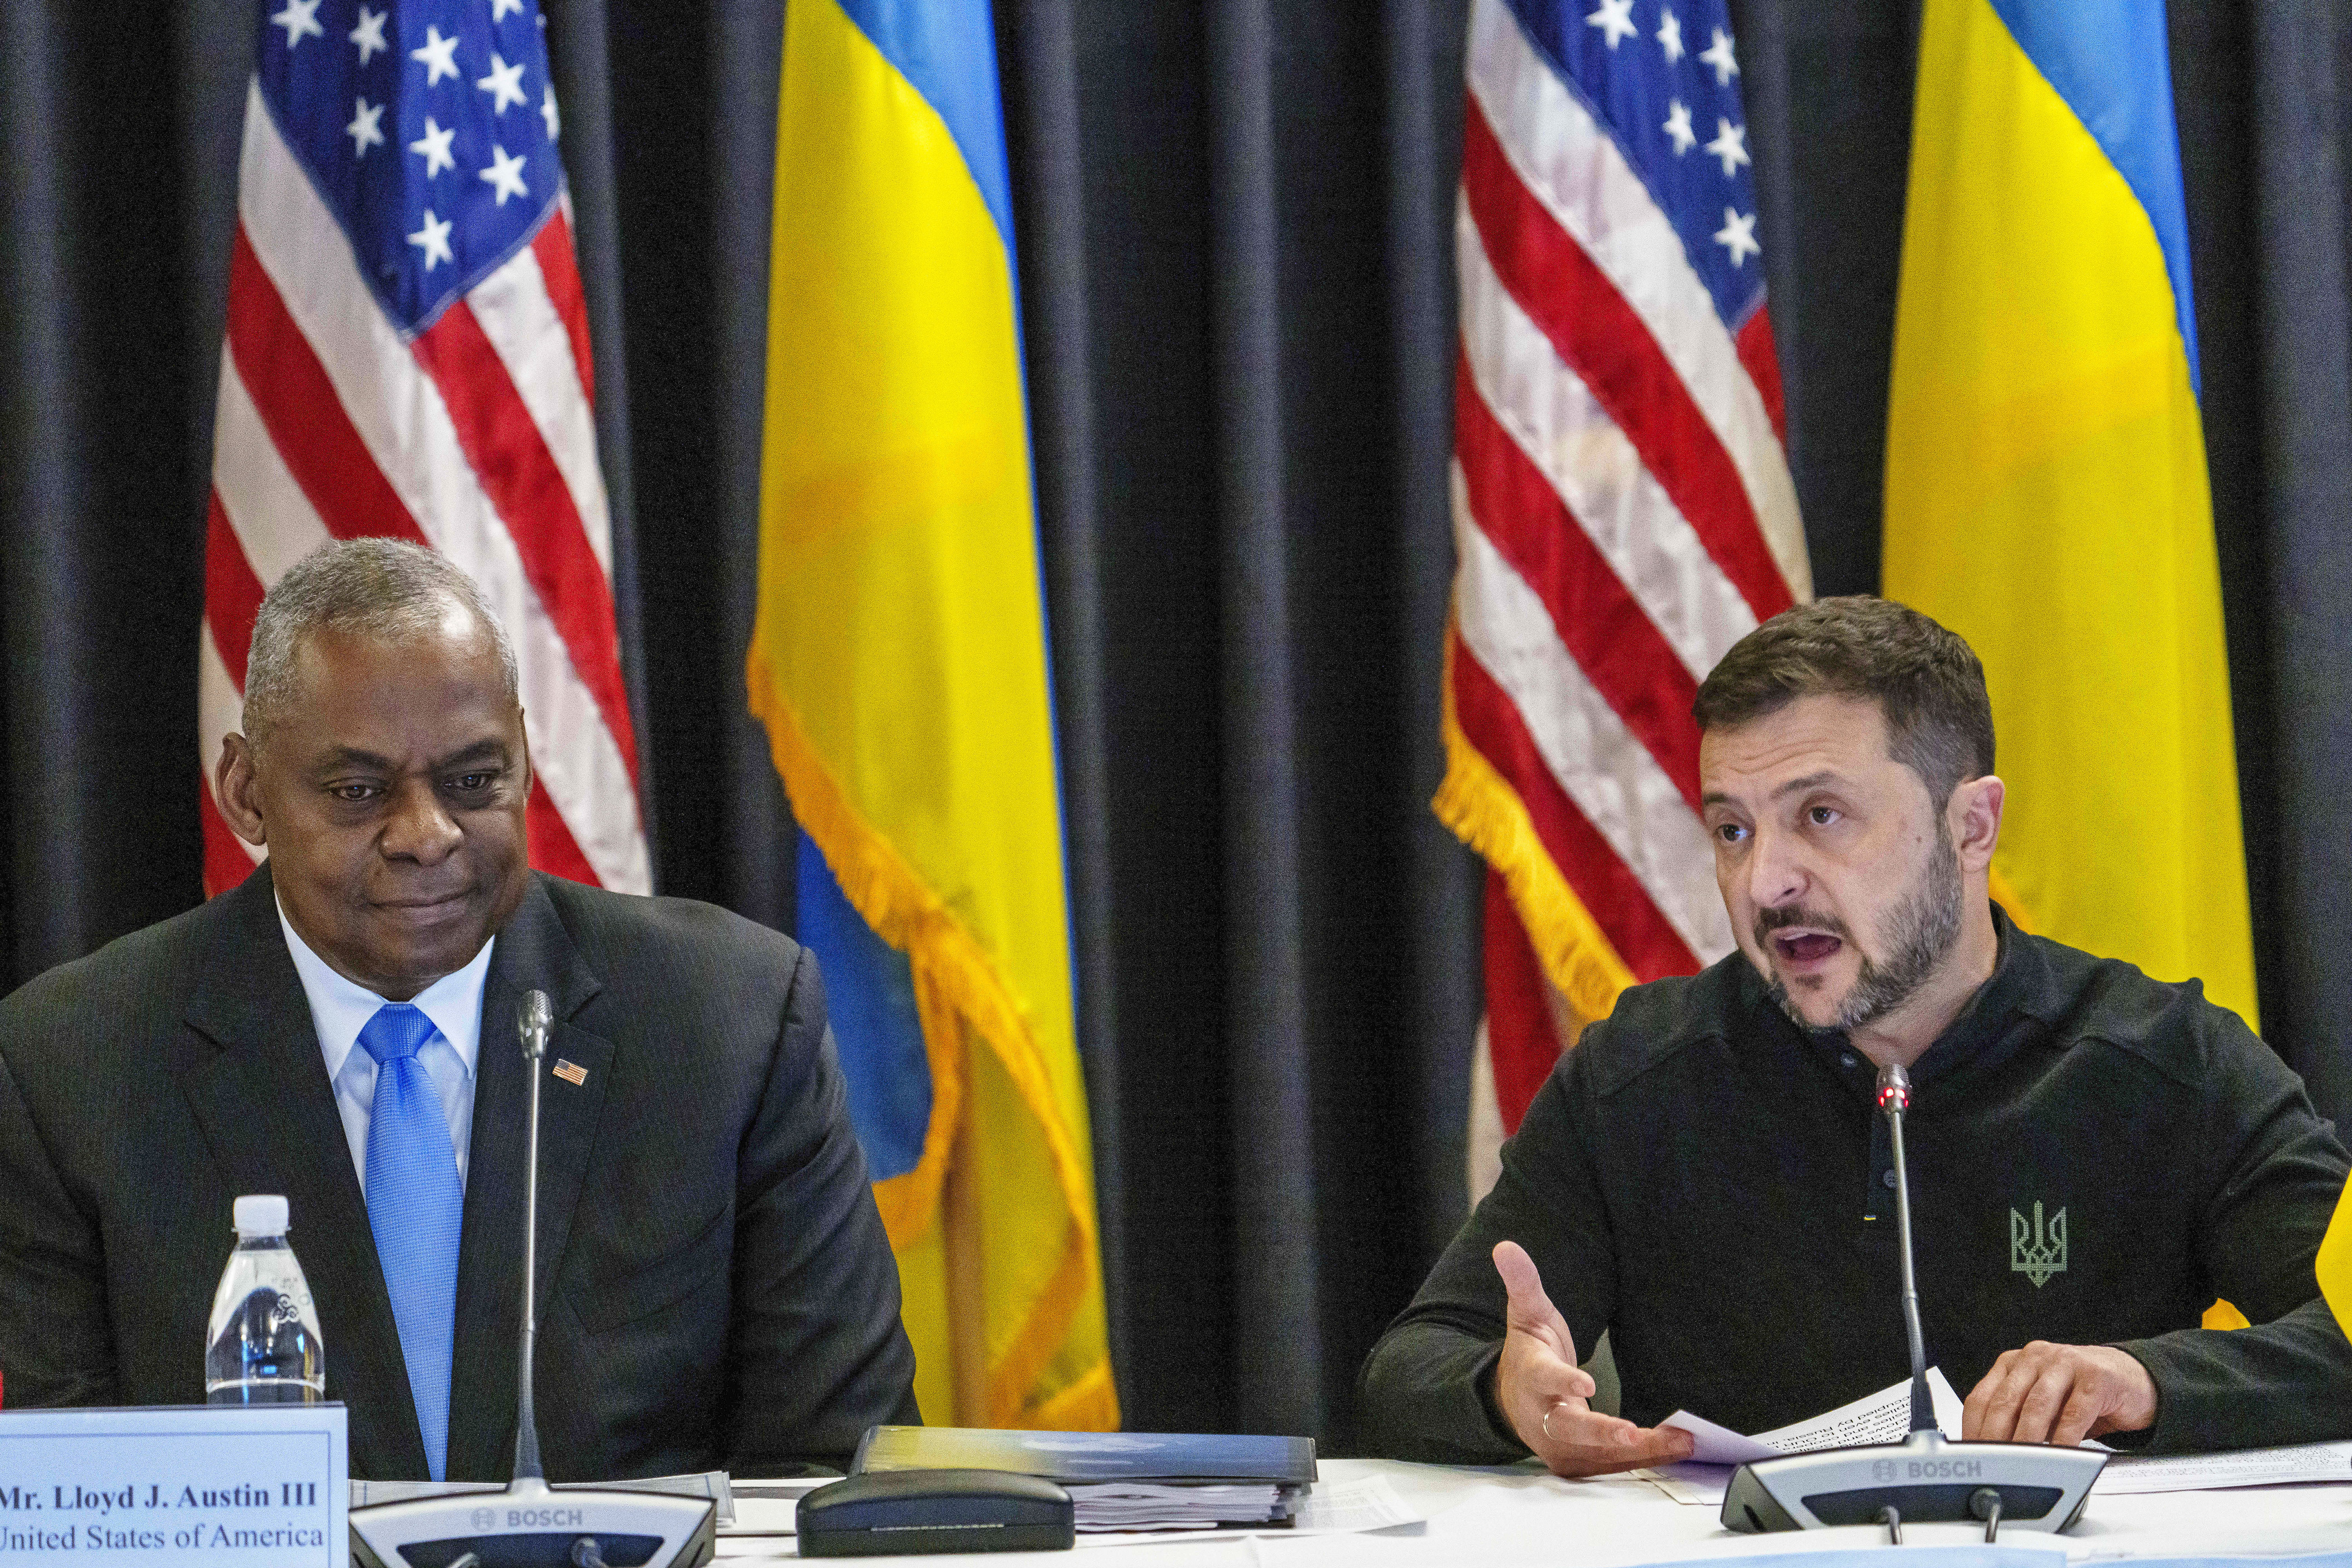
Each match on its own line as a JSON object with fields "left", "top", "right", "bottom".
{"left": 276, "top": 898, "right": 494, "bottom": 1190}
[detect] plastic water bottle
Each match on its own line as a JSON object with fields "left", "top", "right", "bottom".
{"left": 205, "top": 1194, "right": 325, "bottom": 1404}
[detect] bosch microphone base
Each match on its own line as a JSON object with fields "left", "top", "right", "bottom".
{"left": 1722, "top": 1429, "right": 2105, "bottom": 1535}
{"left": 348, "top": 1476, "right": 715, "bottom": 1568}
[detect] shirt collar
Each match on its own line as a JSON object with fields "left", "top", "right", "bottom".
{"left": 276, "top": 895, "right": 494, "bottom": 1081}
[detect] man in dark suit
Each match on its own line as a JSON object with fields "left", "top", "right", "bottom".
{"left": 0, "top": 538, "right": 918, "bottom": 1480}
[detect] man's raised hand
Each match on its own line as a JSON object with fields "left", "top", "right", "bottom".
{"left": 1490, "top": 1241, "right": 1695, "bottom": 1477}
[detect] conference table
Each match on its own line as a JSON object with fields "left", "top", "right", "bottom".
{"left": 711, "top": 1456, "right": 2352, "bottom": 1564}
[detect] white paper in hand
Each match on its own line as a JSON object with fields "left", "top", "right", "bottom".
{"left": 1659, "top": 1367, "right": 1965, "bottom": 1464}
{"left": 1643, "top": 1371, "right": 1966, "bottom": 1507}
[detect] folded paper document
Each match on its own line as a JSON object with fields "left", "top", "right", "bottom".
{"left": 1660, "top": 1367, "right": 1967, "bottom": 1465}
{"left": 1644, "top": 1370, "right": 1966, "bottom": 1505}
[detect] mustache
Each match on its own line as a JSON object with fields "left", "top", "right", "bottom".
{"left": 1753, "top": 905, "right": 1853, "bottom": 946}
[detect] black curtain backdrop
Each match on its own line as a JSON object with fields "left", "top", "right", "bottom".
{"left": 5, "top": 0, "right": 2351, "bottom": 1447}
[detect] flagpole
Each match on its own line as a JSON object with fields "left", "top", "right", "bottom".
{"left": 944, "top": 1040, "right": 990, "bottom": 1426}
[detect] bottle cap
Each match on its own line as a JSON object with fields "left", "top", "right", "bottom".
{"left": 232, "top": 1195, "right": 290, "bottom": 1236}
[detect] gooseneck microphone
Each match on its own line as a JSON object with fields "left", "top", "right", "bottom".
{"left": 350, "top": 992, "right": 718, "bottom": 1568}
{"left": 1720, "top": 1058, "right": 2107, "bottom": 1538}
{"left": 511, "top": 989, "right": 553, "bottom": 1486}
{"left": 1878, "top": 1063, "right": 1935, "bottom": 1438}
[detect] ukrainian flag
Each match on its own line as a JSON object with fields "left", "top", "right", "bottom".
{"left": 1882, "top": 0, "right": 2258, "bottom": 1031}
{"left": 748, "top": 0, "right": 1116, "bottom": 1430}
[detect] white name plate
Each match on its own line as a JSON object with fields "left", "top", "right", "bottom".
{"left": 0, "top": 1405, "right": 347, "bottom": 1568}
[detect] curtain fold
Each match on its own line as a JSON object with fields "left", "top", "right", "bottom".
{"left": 2248, "top": 0, "right": 2352, "bottom": 1122}
{"left": 2, "top": 0, "right": 205, "bottom": 980}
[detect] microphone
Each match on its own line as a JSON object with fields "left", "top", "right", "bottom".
{"left": 1721, "top": 1060, "right": 2107, "bottom": 1540}
{"left": 351, "top": 991, "right": 717, "bottom": 1568}
{"left": 1878, "top": 1063, "right": 1934, "bottom": 1438}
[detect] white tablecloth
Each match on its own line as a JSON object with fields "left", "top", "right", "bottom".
{"left": 715, "top": 1456, "right": 2352, "bottom": 1565}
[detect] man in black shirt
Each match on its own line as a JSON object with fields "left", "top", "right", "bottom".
{"left": 1360, "top": 597, "right": 2352, "bottom": 1473}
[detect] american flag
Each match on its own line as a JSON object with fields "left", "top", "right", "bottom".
{"left": 199, "top": 0, "right": 648, "bottom": 897}
{"left": 1442, "top": 0, "right": 1810, "bottom": 1151}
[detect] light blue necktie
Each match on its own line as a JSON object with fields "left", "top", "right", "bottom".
{"left": 357, "top": 1002, "right": 464, "bottom": 1481}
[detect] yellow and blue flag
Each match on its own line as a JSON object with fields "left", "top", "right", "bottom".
{"left": 1883, "top": 0, "right": 2257, "bottom": 1031}
{"left": 748, "top": 0, "right": 1116, "bottom": 1430}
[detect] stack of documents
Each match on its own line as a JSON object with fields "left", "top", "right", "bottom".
{"left": 853, "top": 1426, "right": 1316, "bottom": 1531}
{"left": 1062, "top": 1481, "right": 1290, "bottom": 1530}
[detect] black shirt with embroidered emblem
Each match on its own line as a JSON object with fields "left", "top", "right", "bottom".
{"left": 1358, "top": 907, "right": 2352, "bottom": 1459}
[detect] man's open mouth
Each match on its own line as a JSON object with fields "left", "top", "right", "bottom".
{"left": 1771, "top": 929, "right": 1843, "bottom": 965}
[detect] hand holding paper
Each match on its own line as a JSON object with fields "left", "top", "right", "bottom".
{"left": 1660, "top": 1367, "right": 1967, "bottom": 1466}
{"left": 1490, "top": 1241, "right": 1695, "bottom": 1478}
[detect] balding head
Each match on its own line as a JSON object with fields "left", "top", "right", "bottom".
{"left": 243, "top": 538, "right": 518, "bottom": 750}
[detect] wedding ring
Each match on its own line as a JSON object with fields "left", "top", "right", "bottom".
{"left": 1543, "top": 1401, "right": 1561, "bottom": 1442}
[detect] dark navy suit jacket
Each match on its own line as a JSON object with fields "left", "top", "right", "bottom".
{"left": 0, "top": 866, "right": 919, "bottom": 1479}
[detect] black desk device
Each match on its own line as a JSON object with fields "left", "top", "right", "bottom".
{"left": 799, "top": 1470, "right": 1075, "bottom": 1557}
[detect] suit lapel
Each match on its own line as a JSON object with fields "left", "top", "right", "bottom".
{"left": 446, "top": 876, "right": 610, "bottom": 1480}
{"left": 179, "top": 868, "right": 426, "bottom": 1479}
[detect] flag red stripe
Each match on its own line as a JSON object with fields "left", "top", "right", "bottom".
{"left": 225, "top": 227, "right": 430, "bottom": 547}
{"left": 199, "top": 769, "right": 257, "bottom": 899}
{"left": 531, "top": 210, "right": 595, "bottom": 407}
{"left": 204, "top": 491, "right": 267, "bottom": 686}
{"left": 1484, "top": 870, "right": 1561, "bottom": 1134}
{"left": 411, "top": 300, "right": 639, "bottom": 782}
{"left": 1455, "top": 356, "right": 1703, "bottom": 808}
{"left": 527, "top": 775, "right": 600, "bottom": 884}
{"left": 1452, "top": 629, "right": 1702, "bottom": 980}
{"left": 1735, "top": 310, "right": 1788, "bottom": 446}
{"left": 1460, "top": 96, "right": 1794, "bottom": 624}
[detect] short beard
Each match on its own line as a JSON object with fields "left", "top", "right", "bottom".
{"left": 1765, "top": 820, "right": 1965, "bottom": 1036}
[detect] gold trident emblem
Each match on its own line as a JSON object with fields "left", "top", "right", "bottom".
{"left": 2011, "top": 1200, "right": 2067, "bottom": 1287}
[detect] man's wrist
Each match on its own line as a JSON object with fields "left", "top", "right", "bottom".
{"left": 2103, "top": 1340, "right": 2163, "bottom": 1444}
{"left": 1473, "top": 1343, "right": 1523, "bottom": 1450}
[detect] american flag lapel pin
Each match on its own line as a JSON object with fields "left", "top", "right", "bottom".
{"left": 552, "top": 1059, "right": 588, "bottom": 1087}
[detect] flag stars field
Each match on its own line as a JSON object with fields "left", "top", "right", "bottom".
{"left": 259, "top": 0, "right": 571, "bottom": 327}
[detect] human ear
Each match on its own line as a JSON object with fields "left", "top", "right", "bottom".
{"left": 216, "top": 733, "right": 269, "bottom": 848}
{"left": 1950, "top": 774, "right": 2004, "bottom": 871}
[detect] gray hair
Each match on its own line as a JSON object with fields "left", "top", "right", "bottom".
{"left": 243, "top": 537, "right": 519, "bottom": 745}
